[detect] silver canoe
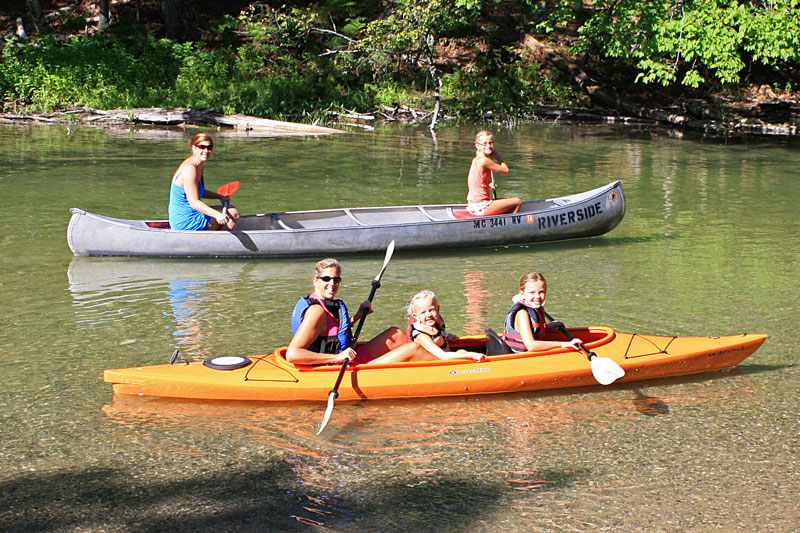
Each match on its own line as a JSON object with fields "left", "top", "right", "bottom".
{"left": 67, "top": 181, "right": 625, "bottom": 257}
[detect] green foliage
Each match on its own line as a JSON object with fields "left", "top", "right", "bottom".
{"left": 441, "top": 48, "right": 580, "bottom": 117}
{"left": 576, "top": 0, "right": 800, "bottom": 88}
{"left": 1, "top": 1, "right": 797, "bottom": 118}
{"left": 525, "top": 0, "right": 580, "bottom": 35}
{"left": 170, "top": 42, "right": 233, "bottom": 110}
{"left": 358, "top": 0, "right": 484, "bottom": 72}
{"left": 0, "top": 33, "right": 182, "bottom": 111}
{"left": 738, "top": 1, "right": 800, "bottom": 65}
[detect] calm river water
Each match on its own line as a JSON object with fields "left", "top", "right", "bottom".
{"left": 1, "top": 122, "right": 798, "bottom": 531}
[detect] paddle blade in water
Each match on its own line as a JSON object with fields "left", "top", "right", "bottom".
{"left": 590, "top": 356, "right": 626, "bottom": 385}
{"left": 317, "top": 391, "right": 337, "bottom": 435}
{"left": 216, "top": 181, "right": 240, "bottom": 197}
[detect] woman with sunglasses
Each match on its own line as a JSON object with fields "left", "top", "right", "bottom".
{"left": 287, "top": 258, "right": 436, "bottom": 365}
{"left": 168, "top": 133, "right": 240, "bottom": 231}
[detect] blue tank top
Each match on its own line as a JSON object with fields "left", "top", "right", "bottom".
{"left": 168, "top": 179, "right": 210, "bottom": 231}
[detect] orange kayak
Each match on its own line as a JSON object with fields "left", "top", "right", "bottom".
{"left": 103, "top": 327, "right": 767, "bottom": 402}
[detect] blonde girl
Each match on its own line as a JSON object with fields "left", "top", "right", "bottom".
{"left": 466, "top": 130, "right": 522, "bottom": 216}
{"left": 407, "top": 290, "right": 486, "bottom": 362}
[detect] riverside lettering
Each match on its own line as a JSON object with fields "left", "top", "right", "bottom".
{"left": 536, "top": 201, "right": 603, "bottom": 229}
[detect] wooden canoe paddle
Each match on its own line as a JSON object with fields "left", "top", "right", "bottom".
{"left": 543, "top": 311, "right": 625, "bottom": 385}
{"left": 317, "top": 240, "right": 396, "bottom": 435}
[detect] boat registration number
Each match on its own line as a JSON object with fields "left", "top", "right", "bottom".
{"left": 473, "top": 215, "right": 522, "bottom": 229}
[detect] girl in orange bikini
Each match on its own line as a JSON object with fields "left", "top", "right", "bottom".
{"left": 466, "top": 130, "right": 522, "bottom": 216}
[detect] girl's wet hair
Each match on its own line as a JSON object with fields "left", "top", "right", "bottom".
{"left": 475, "top": 130, "right": 493, "bottom": 143}
{"left": 190, "top": 132, "right": 213, "bottom": 149}
{"left": 314, "top": 258, "right": 341, "bottom": 278}
{"left": 406, "top": 289, "right": 438, "bottom": 317}
{"left": 519, "top": 271, "right": 546, "bottom": 291}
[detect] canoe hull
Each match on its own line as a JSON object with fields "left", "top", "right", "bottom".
{"left": 103, "top": 328, "right": 768, "bottom": 402}
{"left": 69, "top": 181, "right": 625, "bottom": 257}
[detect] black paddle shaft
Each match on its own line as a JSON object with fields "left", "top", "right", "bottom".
{"left": 543, "top": 310, "right": 594, "bottom": 361}
{"left": 352, "top": 279, "right": 381, "bottom": 344}
{"left": 327, "top": 279, "right": 381, "bottom": 399}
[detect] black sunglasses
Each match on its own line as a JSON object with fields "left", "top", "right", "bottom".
{"left": 316, "top": 275, "right": 342, "bottom": 283}
{"left": 196, "top": 144, "right": 213, "bottom": 151}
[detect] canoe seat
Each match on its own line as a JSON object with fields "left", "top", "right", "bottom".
{"left": 485, "top": 328, "right": 512, "bottom": 356}
{"left": 146, "top": 221, "right": 171, "bottom": 229}
{"left": 448, "top": 208, "right": 483, "bottom": 219}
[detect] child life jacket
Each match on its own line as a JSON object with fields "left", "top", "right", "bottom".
{"left": 406, "top": 317, "right": 449, "bottom": 350}
{"left": 291, "top": 294, "right": 352, "bottom": 354}
{"left": 502, "top": 303, "right": 547, "bottom": 353}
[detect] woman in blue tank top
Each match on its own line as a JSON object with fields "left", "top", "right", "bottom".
{"left": 168, "top": 133, "right": 240, "bottom": 231}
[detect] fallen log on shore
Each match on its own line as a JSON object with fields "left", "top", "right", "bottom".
{"left": 0, "top": 107, "right": 344, "bottom": 136}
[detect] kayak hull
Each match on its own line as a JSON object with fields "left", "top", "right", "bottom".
{"left": 68, "top": 181, "right": 625, "bottom": 257}
{"left": 103, "top": 327, "right": 768, "bottom": 402}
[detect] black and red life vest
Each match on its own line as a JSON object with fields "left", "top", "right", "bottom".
{"left": 502, "top": 303, "right": 547, "bottom": 353}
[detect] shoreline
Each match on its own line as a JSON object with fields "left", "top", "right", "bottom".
{"left": 2, "top": 102, "right": 799, "bottom": 138}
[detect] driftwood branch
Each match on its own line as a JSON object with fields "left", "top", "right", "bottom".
{"left": 311, "top": 27, "right": 358, "bottom": 44}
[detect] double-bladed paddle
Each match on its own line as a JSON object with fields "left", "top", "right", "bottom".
{"left": 216, "top": 181, "right": 240, "bottom": 216}
{"left": 543, "top": 310, "right": 625, "bottom": 385}
{"left": 316, "top": 240, "right": 396, "bottom": 435}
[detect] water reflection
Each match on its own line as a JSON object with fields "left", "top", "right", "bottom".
{"left": 66, "top": 258, "right": 306, "bottom": 357}
{"left": 462, "top": 263, "right": 490, "bottom": 335}
{"left": 167, "top": 279, "right": 211, "bottom": 359}
{"left": 101, "top": 393, "right": 587, "bottom": 460}
{"left": 99, "top": 372, "right": 763, "bottom": 530}
{"left": 102, "top": 370, "right": 756, "bottom": 456}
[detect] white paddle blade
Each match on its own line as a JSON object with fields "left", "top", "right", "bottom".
{"left": 376, "top": 240, "right": 395, "bottom": 281}
{"left": 590, "top": 356, "right": 625, "bottom": 385}
{"left": 317, "top": 392, "right": 337, "bottom": 435}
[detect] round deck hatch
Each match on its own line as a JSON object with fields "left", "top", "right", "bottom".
{"left": 204, "top": 355, "right": 252, "bottom": 370}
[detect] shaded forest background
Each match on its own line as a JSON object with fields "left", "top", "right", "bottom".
{"left": 2, "top": 1, "right": 799, "bottom": 133}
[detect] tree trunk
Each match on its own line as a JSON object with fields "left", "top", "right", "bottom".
{"left": 428, "top": 65, "right": 442, "bottom": 132}
{"left": 162, "top": 0, "right": 181, "bottom": 40}
{"left": 15, "top": 17, "right": 28, "bottom": 41}
{"left": 98, "top": 0, "right": 110, "bottom": 30}
{"left": 25, "top": 0, "right": 49, "bottom": 34}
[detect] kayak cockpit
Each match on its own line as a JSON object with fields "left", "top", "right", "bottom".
{"left": 267, "top": 327, "right": 617, "bottom": 372}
